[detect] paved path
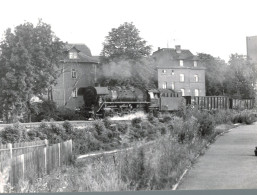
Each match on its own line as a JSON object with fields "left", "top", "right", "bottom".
{"left": 177, "top": 122, "right": 257, "bottom": 190}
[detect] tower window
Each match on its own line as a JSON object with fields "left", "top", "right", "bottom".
{"left": 163, "top": 82, "right": 167, "bottom": 89}
{"left": 71, "top": 69, "right": 77, "bottom": 78}
{"left": 194, "top": 74, "right": 199, "bottom": 82}
{"left": 171, "top": 82, "right": 175, "bottom": 90}
{"left": 69, "top": 51, "right": 78, "bottom": 59}
{"left": 180, "top": 74, "right": 184, "bottom": 82}
{"left": 195, "top": 89, "right": 199, "bottom": 96}
{"left": 179, "top": 60, "right": 184, "bottom": 66}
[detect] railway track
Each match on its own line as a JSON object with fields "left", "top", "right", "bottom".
{"left": 0, "top": 119, "right": 132, "bottom": 131}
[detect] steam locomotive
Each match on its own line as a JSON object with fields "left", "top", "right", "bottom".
{"left": 77, "top": 86, "right": 184, "bottom": 118}
{"left": 77, "top": 86, "right": 255, "bottom": 119}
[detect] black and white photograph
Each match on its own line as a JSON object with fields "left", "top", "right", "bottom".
{"left": 0, "top": 0, "right": 257, "bottom": 193}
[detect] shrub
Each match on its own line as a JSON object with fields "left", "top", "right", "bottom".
{"left": 162, "top": 115, "right": 172, "bottom": 123}
{"left": 117, "top": 123, "right": 128, "bottom": 134}
{"left": 103, "top": 118, "right": 112, "bottom": 129}
{"left": 196, "top": 111, "right": 215, "bottom": 137}
{"left": 170, "top": 116, "right": 199, "bottom": 143}
{"left": 93, "top": 120, "right": 106, "bottom": 135}
{"left": 27, "top": 130, "right": 42, "bottom": 141}
{"left": 30, "top": 100, "right": 58, "bottom": 122}
{"left": 212, "top": 109, "right": 235, "bottom": 125}
{"left": 36, "top": 122, "right": 68, "bottom": 144}
{"left": 72, "top": 130, "right": 102, "bottom": 154}
{"left": 0, "top": 123, "right": 28, "bottom": 144}
{"left": 129, "top": 127, "right": 147, "bottom": 142}
{"left": 55, "top": 107, "right": 80, "bottom": 121}
{"left": 147, "top": 114, "right": 159, "bottom": 125}
{"left": 232, "top": 110, "right": 256, "bottom": 124}
{"left": 131, "top": 117, "right": 142, "bottom": 128}
{"left": 62, "top": 121, "right": 74, "bottom": 134}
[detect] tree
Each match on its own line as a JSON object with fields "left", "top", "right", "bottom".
{"left": 100, "top": 22, "right": 152, "bottom": 63}
{"left": 223, "top": 54, "right": 256, "bottom": 99}
{"left": 0, "top": 19, "right": 64, "bottom": 123}
{"left": 197, "top": 53, "right": 227, "bottom": 96}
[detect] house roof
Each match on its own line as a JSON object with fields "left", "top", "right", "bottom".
{"left": 64, "top": 43, "right": 99, "bottom": 64}
{"left": 153, "top": 48, "right": 197, "bottom": 60}
{"left": 65, "top": 43, "right": 92, "bottom": 56}
{"left": 157, "top": 66, "right": 206, "bottom": 70}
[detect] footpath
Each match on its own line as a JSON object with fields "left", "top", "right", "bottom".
{"left": 177, "top": 122, "right": 257, "bottom": 190}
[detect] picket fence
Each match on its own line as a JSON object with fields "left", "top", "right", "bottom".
{"left": 0, "top": 139, "right": 72, "bottom": 187}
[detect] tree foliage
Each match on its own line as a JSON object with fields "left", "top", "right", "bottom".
{"left": 197, "top": 53, "right": 227, "bottom": 96}
{"left": 198, "top": 53, "right": 256, "bottom": 99}
{"left": 0, "top": 19, "right": 64, "bottom": 122}
{"left": 224, "top": 54, "right": 256, "bottom": 99}
{"left": 100, "top": 22, "right": 152, "bottom": 63}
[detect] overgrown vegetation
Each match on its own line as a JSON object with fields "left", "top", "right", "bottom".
{"left": 1, "top": 108, "right": 256, "bottom": 192}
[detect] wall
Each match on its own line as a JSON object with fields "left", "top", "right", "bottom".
{"left": 158, "top": 67, "right": 206, "bottom": 96}
{"left": 52, "top": 62, "right": 96, "bottom": 109}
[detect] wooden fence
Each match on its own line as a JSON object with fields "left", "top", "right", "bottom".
{"left": 185, "top": 96, "right": 254, "bottom": 110}
{"left": 0, "top": 140, "right": 72, "bottom": 187}
{"left": 0, "top": 140, "right": 47, "bottom": 162}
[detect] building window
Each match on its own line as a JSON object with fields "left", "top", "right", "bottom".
{"left": 162, "top": 82, "right": 167, "bottom": 89}
{"left": 194, "top": 61, "right": 197, "bottom": 67}
{"left": 71, "top": 69, "right": 77, "bottom": 78}
{"left": 181, "top": 89, "right": 185, "bottom": 96}
{"left": 69, "top": 51, "right": 78, "bottom": 59}
{"left": 179, "top": 60, "right": 184, "bottom": 67}
{"left": 72, "top": 88, "right": 78, "bottom": 98}
{"left": 180, "top": 74, "right": 184, "bottom": 82}
{"left": 162, "top": 69, "right": 167, "bottom": 74}
{"left": 194, "top": 74, "right": 199, "bottom": 82}
{"left": 194, "top": 89, "right": 199, "bottom": 96}
{"left": 171, "top": 70, "right": 174, "bottom": 75}
{"left": 149, "top": 92, "right": 154, "bottom": 99}
{"left": 171, "top": 82, "right": 175, "bottom": 90}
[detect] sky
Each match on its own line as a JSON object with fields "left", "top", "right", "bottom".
{"left": 0, "top": 0, "right": 257, "bottom": 62}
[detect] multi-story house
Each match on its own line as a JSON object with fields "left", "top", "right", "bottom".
{"left": 50, "top": 43, "right": 99, "bottom": 109}
{"left": 152, "top": 45, "right": 206, "bottom": 96}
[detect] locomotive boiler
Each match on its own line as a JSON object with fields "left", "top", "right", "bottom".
{"left": 77, "top": 86, "right": 184, "bottom": 119}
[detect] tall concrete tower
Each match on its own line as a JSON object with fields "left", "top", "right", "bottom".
{"left": 246, "top": 36, "right": 257, "bottom": 64}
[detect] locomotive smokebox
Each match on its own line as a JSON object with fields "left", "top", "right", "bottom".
{"left": 255, "top": 147, "right": 257, "bottom": 156}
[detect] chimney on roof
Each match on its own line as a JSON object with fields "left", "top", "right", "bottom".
{"left": 158, "top": 47, "right": 161, "bottom": 51}
{"left": 175, "top": 45, "right": 181, "bottom": 53}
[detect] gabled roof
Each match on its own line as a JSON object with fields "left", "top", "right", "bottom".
{"left": 153, "top": 48, "right": 196, "bottom": 60}
{"left": 65, "top": 43, "right": 92, "bottom": 56}
{"left": 64, "top": 43, "right": 99, "bottom": 64}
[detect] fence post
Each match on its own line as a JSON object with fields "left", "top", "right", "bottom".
{"left": 44, "top": 139, "right": 48, "bottom": 147}
{"left": 20, "top": 154, "right": 25, "bottom": 181}
{"left": 58, "top": 143, "right": 61, "bottom": 167}
{"left": 8, "top": 143, "right": 12, "bottom": 159}
{"left": 44, "top": 147, "right": 47, "bottom": 174}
